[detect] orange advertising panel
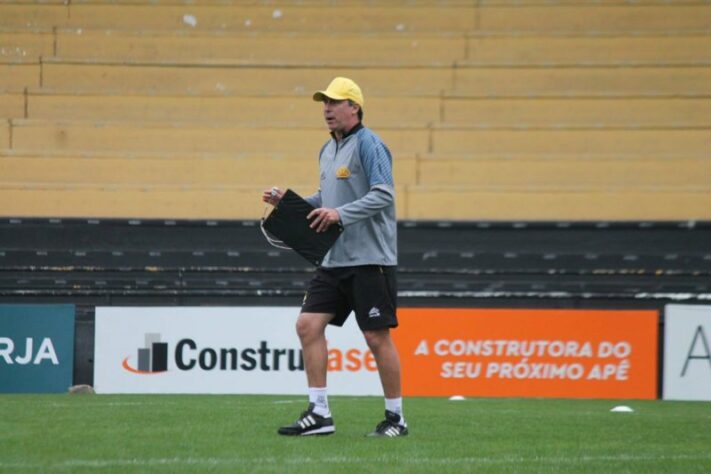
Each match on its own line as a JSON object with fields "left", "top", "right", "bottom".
{"left": 394, "top": 308, "right": 658, "bottom": 399}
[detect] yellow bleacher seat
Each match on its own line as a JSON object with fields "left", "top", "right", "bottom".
{"left": 431, "top": 129, "right": 711, "bottom": 155}
{"left": 62, "top": 5, "right": 476, "bottom": 33}
{"left": 405, "top": 187, "right": 711, "bottom": 221}
{"left": 40, "top": 62, "right": 453, "bottom": 96}
{"left": 475, "top": 0, "right": 709, "bottom": 4}
{"left": 29, "top": 1, "right": 710, "bottom": 40}
{"left": 2, "top": 0, "right": 65, "bottom": 3}
{"left": 452, "top": 67, "right": 711, "bottom": 98}
{"left": 10, "top": 120, "right": 429, "bottom": 156}
{"left": 0, "top": 4, "right": 68, "bottom": 30}
{"left": 461, "top": 36, "right": 711, "bottom": 66}
{"left": 0, "top": 153, "right": 417, "bottom": 188}
{"left": 394, "top": 156, "right": 417, "bottom": 186}
{"left": 0, "top": 183, "right": 409, "bottom": 220}
{"left": 26, "top": 94, "right": 323, "bottom": 127}
{"left": 416, "top": 156, "right": 711, "bottom": 189}
{"left": 442, "top": 98, "right": 711, "bottom": 128}
{"left": 0, "top": 183, "right": 266, "bottom": 219}
{"left": 0, "top": 154, "right": 314, "bottom": 187}
{"left": 10, "top": 121, "right": 324, "bottom": 154}
{"left": 0, "top": 31, "right": 54, "bottom": 62}
{"left": 0, "top": 152, "right": 417, "bottom": 187}
{"left": 0, "top": 64, "right": 39, "bottom": 90}
{"left": 54, "top": 30, "right": 468, "bottom": 66}
{"left": 0, "top": 93, "right": 25, "bottom": 120}
{"left": 476, "top": 5, "right": 711, "bottom": 34}
{"left": 26, "top": 93, "right": 440, "bottom": 128}
{"left": 0, "top": 120, "right": 9, "bottom": 149}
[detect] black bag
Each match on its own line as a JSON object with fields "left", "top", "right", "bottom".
{"left": 261, "top": 189, "right": 343, "bottom": 266}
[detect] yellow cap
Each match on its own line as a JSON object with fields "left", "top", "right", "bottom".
{"left": 313, "top": 77, "right": 364, "bottom": 107}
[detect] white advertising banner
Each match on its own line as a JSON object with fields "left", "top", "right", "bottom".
{"left": 94, "top": 307, "right": 382, "bottom": 395}
{"left": 663, "top": 304, "right": 711, "bottom": 401}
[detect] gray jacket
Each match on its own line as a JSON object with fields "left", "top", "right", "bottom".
{"left": 305, "top": 124, "right": 397, "bottom": 267}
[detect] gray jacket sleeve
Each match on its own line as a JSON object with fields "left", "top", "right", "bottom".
{"left": 304, "top": 190, "right": 322, "bottom": 209}
{"left": 336, "top": 185, "right": 394, "bottom": 226}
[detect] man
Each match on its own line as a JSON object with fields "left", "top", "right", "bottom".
{"left": 262, "top": 77, "right": 407, "bottom": 438}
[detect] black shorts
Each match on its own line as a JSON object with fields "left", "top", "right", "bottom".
{"left": 301, "top": 265, "right": 398, "bottom": 331}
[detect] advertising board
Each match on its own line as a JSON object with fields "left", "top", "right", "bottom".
{"left": 0, "top": 304, "right": 75, "bottom": 393}
{"left": 94, "top": 307, "right": 381, "bottom": 394}
{"left": 393, "top": 308, "right": 658, "bottom": 399}
{"left": 663, "top": 304, "right": 711, "bottom": 401}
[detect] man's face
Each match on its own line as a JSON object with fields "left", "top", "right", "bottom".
{"left": 322, "top": 98, "right": 359, "bottom": 134}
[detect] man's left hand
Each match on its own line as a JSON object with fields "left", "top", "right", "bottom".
{"left": 307, "top": 207, "right": 341, "bottom": 233}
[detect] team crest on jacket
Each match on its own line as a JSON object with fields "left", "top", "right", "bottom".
{"left": 336, "top": 166, "right": 351, "bottom": 179}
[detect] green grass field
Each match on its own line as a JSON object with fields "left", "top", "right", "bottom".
{"left": 0, "top": 395, "right": 709, "bottom": 473}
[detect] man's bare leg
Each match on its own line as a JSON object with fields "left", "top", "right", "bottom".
{"left": 296, "top": 312, "right": 333, "bottom": 387}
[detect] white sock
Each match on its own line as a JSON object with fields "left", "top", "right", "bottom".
{"left": 308, "top": 387, "right": 330, "bottom": 417}
{"left": 385, "top": 397, "right": 406, "bottom": 426}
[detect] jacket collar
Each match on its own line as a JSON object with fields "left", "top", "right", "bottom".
{"left": 331, "top": 122, "right": 363, "bottom": 142}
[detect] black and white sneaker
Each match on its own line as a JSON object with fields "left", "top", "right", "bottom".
{"left": 367, "top": 410, "right": 409, "bottom": 438}
{"left": 277, "top": 403, "right": 335, "bottom": 436}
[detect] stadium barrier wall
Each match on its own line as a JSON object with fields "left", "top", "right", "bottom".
{"left": 90, "top": 306, "right": 665, "bottom": 399}
{"left": 3, "top": 303, "right": 710, "bottom": 400}
{"left": 94, "top": 307, "right": 381, "bottom": 395}
{"left": 394, "top": 308, "right": 658, "bottom": 400}
{"left": 663, "top": 304, "right": 711, "bottom": 401}
{"left": 0, "top": 304, "right": 75, "bottom": 393}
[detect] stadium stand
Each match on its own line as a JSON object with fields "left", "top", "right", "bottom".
{"left": 1, "top": 1, "right": 709, "bottom": 221}
{"left": 2, "top": 0, "right": 710, "bottom": 391}
{"left": 0, "top": 0, "right": 711, "bottom": 340}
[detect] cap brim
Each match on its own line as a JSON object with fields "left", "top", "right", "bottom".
{"left": 313, "top": 91, "right": 347, "bottom": 102}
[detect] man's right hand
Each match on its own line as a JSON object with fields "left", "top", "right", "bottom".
{"left": 262, "top": 187, "right": 284, "bottom": 205}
